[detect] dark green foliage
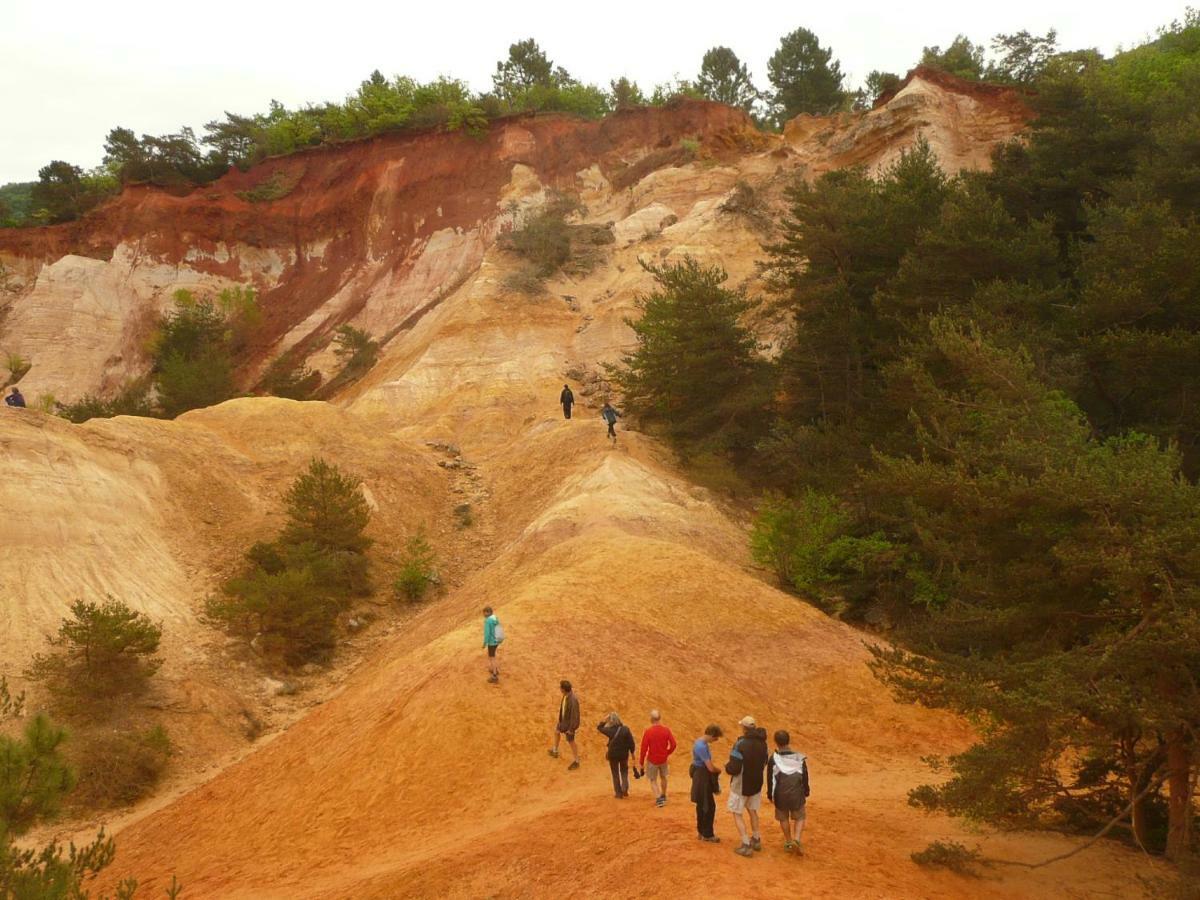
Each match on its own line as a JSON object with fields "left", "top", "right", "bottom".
{"left": 920, "top": 35, "right": 987, "bottom": 80}
{"left": 606, "top": 257, "right": 769, "bottom": 460}
{"left": 767, "top": 27, "right": 846, "bottom": 121}
{"left": 0, "top": 714, "right": 75, "bottom": 834}
{"left": 258, "top": 357, "right": 321, "bottom": 400}
{"left": 56, "top": 381, "right": 156, "bottom": 424}
{"left": 498, "top": 193, "right": 581, "bottom": 277}
{"left": 0, "top": 827, "right": 132, "bottom": 900}
{"left": 104, "top": 126, "right": 227, "bottom": 187}
{"left": 314, "top": 325, "right": 380, "bottom": 397}
{"left": 0, "top": 182, "right": 34, "bottom": 227}
{"left": 69, "top": 726, "right": 171, "bottom": 810}
{"left": 212, "top": 458, "right": 373, "bottom": 665}
{"left": 393, "top": 529, "right": 438, "bottom": 602}
{"left": 910, "top": 841, "right": 986, "bottom": 876}
{"left": 26, "top": 599, "right": 162, "bottom": 703}
{"left": 696, "top": 47, "right": 759, "bottom": 113}
{"left": 29, "top": 162, "right": 117, "bottom": 224}
{"left": 235, "top": 168, "right": 304, "bottom": 203}
{"left": 988, "top": 30, "right": 1059, "bottom": 84}
{"left": 863, "top": 71, "right": 902, "bottom": 104}
{"left": 146, "top": 287, "right": 260, "bottom": 418}
{"left": 609, "top": 77, "right": 647, "bottom": 110}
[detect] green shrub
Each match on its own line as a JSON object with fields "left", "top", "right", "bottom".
{"left": 26, "top": 598, "right": 162, "bottom": 704}
{"left": 503, "top": 265, "right": 548, "bottom": 295}
{"left": 259, "top": 357, "right": 321, "bottom": 399}
{"left": 210, "top": 458, "right": 373, "bottom": 666}
{"left": 314, "top": 325, "right": 380, "bottom": 397}
{"left": 57, "top": 381, "right": 155, "bottom": 424}
{"left": 69, "top": 726, "right": 171, "bottom": 810}
{"left": 236, "top": 167, "right": 304, "bottom": 203}
{"left": 156, "top": 350, "right": 234, "bottom": 418}
{"left": 3, "top": 352, "right": 29, "bottom": 384}
{"left": 0, "top": 714, "right": 75, "bottom": 833}
{"left": 393, "top": 530, "right": 438, "bottom": 602}
{"left": 499, "top": 193, "right": 582, "bottom": 277}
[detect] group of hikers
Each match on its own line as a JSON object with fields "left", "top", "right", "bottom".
{"left": 559, "top": 383, "right": 620, "bottom": 443}
{"left": 483, "top": 609, "right": 811, "bottom": 857}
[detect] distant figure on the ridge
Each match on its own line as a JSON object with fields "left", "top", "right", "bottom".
{"left": 597, "top": 712, "right": 637, "bottom": 799}
{"left": 639, "top": 709, "right": 678, "bottom": 808}
{"left": 725, "top": 716, "right": 769, "bottom": 858}
{"left": 601, "top": 400, "right": 620, "bottom": 443}
{"left": 560, "top": 384, "right": 575, "bottom": 420}
{"left": 766, "top": 729, "right": 810, "bottom": 856}
{"left": 482, "top": 606, "right": 503, "bottom": 684}
{"left": 5, "top": 386, "right": 26, "bottom": 408}
{"left": 548, "top": 679, "right": 581, "bottom": 770}
{"left": 690, "top": 724, "right": 723, "bottom": 843}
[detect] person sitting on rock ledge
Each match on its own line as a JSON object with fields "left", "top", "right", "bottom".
{"left": 4, "top": 386, "right": 25, "bottom": 408}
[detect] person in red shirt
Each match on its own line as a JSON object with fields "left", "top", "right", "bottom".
{"left": 639, "top": 709, "right": 678, "bottom": 807}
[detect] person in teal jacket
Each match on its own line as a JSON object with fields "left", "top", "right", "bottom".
{"left": 483, "top": 606, "right": 501, "bottom": 684}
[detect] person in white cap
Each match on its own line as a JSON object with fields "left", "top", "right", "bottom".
{"left": 724, "top": 715, "right": 769, "bottom": 857}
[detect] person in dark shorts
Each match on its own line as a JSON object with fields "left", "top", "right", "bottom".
{"left": 766, "top": 729, "right": 811, "bottom": 854}
{"left": 598, "top": 712, "right": 637, "bottom": 798}
{"left": 560, "top": 384, "right": 575, "bottom": 419}
{"left": 549, "top": 679, "right": 581, "bottom": 770}
{"left": 601, "top": 401, "right": 620, "bottom": 442}
{"left": 482, "top": 606, "right": 501, "bottom": 683}
{"left": 690, "top": 724, "right": 723, "bottom": 842}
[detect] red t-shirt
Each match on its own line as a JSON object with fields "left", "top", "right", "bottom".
{"left": 639, "top": 724, "right": 678, "bottom": 766}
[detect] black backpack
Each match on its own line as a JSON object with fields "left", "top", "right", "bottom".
{"left": 774, "top": 760, "right": 810, "bottom": 809}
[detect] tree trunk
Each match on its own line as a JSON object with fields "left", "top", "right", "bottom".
{"left": 1165, "top": 728, "right": 1194, "bottom": 861}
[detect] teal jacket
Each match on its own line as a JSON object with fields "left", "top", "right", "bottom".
{"left": 483, "top": 614, "right": 499, "bottom": 647}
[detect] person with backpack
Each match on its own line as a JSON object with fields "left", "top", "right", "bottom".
{"left": 639, "top": 709, "right": 678, "bottom": 807}
{"left": 5, "top": 387, "right": 25, "bottom": 408}
{"left": 548, "top": 680, "right": 581, "bottom": 770}
{"left": 482, "top": 606, "right": 503, "bottom": 684}
{"left": 690, "top": 724, "right": 723, "bottom": 842}
{"left": 724, "top": 715, "right": 769, "bottom": 858}
{"left": 560, "top": 384, "right": 575, "bottom": 420}
{"left": 766, "top": 729, "right": 810, "bottom": 855}
{"left": 597, "top": 713, "right": 637, "bottom": 798}
{"left": 600, "top": 401, "right": 620, "bottom": 442}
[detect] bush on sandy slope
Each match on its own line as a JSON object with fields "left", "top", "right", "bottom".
{"left": 26, "top": 598, "right": 163, "bottom": 706}
{"left": 69, "top": 725, "right": 172, "bottom": 810}
{"left": 393, "top": 529, "right": 438, "bottom": 602}
{"left": 211, "top": 458, "right": 374, "bottom": 666}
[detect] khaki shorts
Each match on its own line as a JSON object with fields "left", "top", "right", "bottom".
{"left": 646, "top": 761, "right": 669, "bottom": 780}
{"left": 726, "top": 791, "right": 762, "bottom": 814}
{"left": 775, "top": 803, "right": 807, "bottom": 823}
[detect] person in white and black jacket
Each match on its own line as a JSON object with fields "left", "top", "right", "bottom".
{"left": 766, "top": 729, "right": 811, "bottom": 855}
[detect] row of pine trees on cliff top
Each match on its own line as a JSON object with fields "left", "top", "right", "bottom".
{"left": 605, "top": 11, "right": 1200, "bottom": 871}
{"left": 0, "top": 24, "right": 1058, "bottom": 226}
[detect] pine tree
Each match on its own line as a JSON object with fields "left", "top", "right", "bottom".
{"left": 695, "top": 47, "right": 758, "bottom": 114}
{"left": 766, "top": 27, "right": 845, "bottom": 122}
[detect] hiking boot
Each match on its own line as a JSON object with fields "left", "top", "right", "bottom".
{"left": 783, "top": 841, "right": 795, "bottom": 852}
{"left": 701, "top": 835, "right": 721, "bottom": 843}
{"left": 751, "top": 837, "right": 762, "bottom": 852}
{"left": 567, "top": 760, "right": 580, "bottom": 771}
{"left": 487, "top": 674, "right": 498, "bottom": 684}
{"left": 547, "top": 749, "right": 559, "bottom": 758}
{"left": 655, "top": 796, "right": 666, "bottom": 808}
{"left": 734, "top": 844, "right": 754, "bottom": 858}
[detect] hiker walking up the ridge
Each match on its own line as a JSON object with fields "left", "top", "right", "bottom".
{"left": 766, "top": 729, "right": 811, "bottom": 855}
{"left": 549, "top": 679, "right": 581, "bottom": 770}
{"left": 598, "top": 713, "right": 637, "bottom": 798}
{"left": 640, "top": 709, "right": 677, "bottom": 807}
{"left": 482, "top": 606, "right": 503, "bottom": 684}
{"left": 725, "top": 716, "right": 769, "bottom": 858}
{"left": 560, "top": 384, "right": 575, "bottom": 420}
{"left": 5, "top": 386, "right": 25, "bottom": 408}
{"left": 601, "top": 400, "right": 620, "bottom": 443}
{"left": 690, "top": 724, "right": 723, "bottom": 842}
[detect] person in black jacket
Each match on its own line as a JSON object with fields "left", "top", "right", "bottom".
{"left": 560, "top": 384, "right": 575, "bottom": 419}
{"left": 598, "top": 713, "right": 637, "bottom": 798}
{"left": 766, "top": 729, "right": 811, "bottom": 854}
{"left": 5, "top": 387, "right": 25, "bottom": 408}
{"left": 724, "top": 716, "right": 769, "bottom": 857}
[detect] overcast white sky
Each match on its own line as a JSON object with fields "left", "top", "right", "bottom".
{"left": 0, "top": 0, "right": 1191, "bottom": 184}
